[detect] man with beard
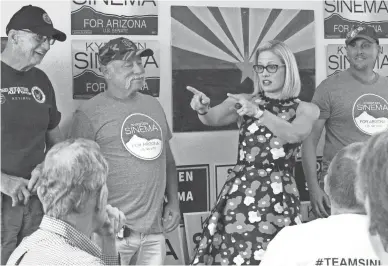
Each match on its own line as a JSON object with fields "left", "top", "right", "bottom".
{"left": 1, "top": 5, "right": 66, "bottom": 264}
{"left": 70, "top": 37, "right": 180, "bottom": 265}
{"left": 302, "top": 25, "right": 388, "bottom": 218}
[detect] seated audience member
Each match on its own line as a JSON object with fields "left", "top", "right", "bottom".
{"left": 356, "top": 130, "right": 388, "bottom": 265}
{"left": 260, "top": 142, "right": 380, "bottom": 266}
{"left": 6, "top": 138, "right": 125, "bottom": 265}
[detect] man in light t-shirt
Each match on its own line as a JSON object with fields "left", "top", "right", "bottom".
{"left": 260, "top": 142, "right": 380, "bottom": 266}
{"left": 70, "top": 37, "right": 180, "bottom": 265}
{"left": 302, "top": 25, "right": 388, "bottom": 218}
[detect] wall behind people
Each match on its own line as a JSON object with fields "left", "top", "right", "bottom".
{"left": 6, "top": 0, "right": 387, "bottom": 262}
{"left": 1, "top": 0, "right": 330, "bottom": 205}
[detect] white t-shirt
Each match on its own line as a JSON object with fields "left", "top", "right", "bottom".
{"left": 260, "top": 214, "right": 380, "bottom": 266}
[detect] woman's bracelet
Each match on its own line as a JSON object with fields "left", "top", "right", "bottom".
{"left": 197, "top": 109, "right": 208, "bottom": 115}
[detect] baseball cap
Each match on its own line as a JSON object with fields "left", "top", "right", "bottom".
{"left": 98, "top": 37, "right": 153, "bottom": 66}
{"left": 6, "top": 5, "right": 66, "bottom": 42}
{"left": 345, "top": 25, "right": 379, "bottom": 45}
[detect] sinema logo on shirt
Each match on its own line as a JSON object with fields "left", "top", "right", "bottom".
{"left": 353, "top": 94, "right": 388, "bottom": 136}
{"left": 121, "top": 113, "right": 163, "bottom": 160}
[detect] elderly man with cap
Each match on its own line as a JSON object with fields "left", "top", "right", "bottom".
{"left": 70, "top": 37, "right": 180, "bottom": 265}
{"left": 1, "top": 5, "right": 66, "bottom": 264}
{"left": 302, "top": 25, "right": 388, "bottom": 219}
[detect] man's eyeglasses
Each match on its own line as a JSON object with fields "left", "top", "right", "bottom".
{"left": 18, "top": 29, "right": 55, "bottom": 45}
{"left": 253, "top": 64, "right": 285, "bottom": 74}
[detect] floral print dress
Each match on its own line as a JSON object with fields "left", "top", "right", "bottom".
{"left": 191, "top": 94, "right": 303, "bottom": 265}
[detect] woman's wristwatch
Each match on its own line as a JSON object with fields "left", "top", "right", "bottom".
{"left": 197, "top": 107, "right": 209, "bottom": 115}
{"left": 254, "top": 105, "right": 264, "bottom": 119}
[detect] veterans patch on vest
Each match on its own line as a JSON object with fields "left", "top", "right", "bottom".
{"left": 121, "top": 113, "right": 163, "bottom": 160}
{"left": 353, "top": 93, "right": 388, "bottom": 135}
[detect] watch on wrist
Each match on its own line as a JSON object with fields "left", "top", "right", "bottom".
{"left": 197, "top": 108, "right": 209, "bottom": 115}
{"left": 254, "top": 105, "right": 264, "bottom": 119}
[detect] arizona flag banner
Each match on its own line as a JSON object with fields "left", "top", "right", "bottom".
{"left": 171, "top": 6, "right": 316, "bottom": 132}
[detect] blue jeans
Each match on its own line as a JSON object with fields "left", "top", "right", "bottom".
{"left": 116, "top": 230, "right": 166, "bottom": 265}
{"left": 1, "top": 194, "right": 43, "bottom": 265}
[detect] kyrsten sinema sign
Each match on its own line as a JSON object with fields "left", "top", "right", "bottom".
{"left": 324, "top": 0, "right": 388, "bottom": 38}
{"left": 72, "top": 39, "right": 160, "bottom": 99}
{"left": 326, "top": 44, "right": 388, "bottom": 77}
{"left": 71, "top": 0, "right": 158, "bottom": 35}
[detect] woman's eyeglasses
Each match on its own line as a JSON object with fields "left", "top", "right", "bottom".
{"left": 253, "top": 64, "right": 285, "bottom": 74}
{"left": 18, "top": 29, "right": 56, "bottom": 45}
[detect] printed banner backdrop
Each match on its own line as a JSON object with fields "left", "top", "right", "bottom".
{"left": 294, "top": 156, "right": 323, "bottom": 202}
{"left": 177, "top": 165, "right": 210, "bottom": 224}
{"left": 327, "top": 44, "right": 388, "bottom": 77}
{"left": 171, "top": 6, "right": 316, "bottom": 132}
{"left": 164, "top": 226, "right": 185, "bottom": 265}
{"left": 324, "top": 0, "right": 388, "bottom": 39}
{"left": 71, "top": 39, "right": 160, "bottom": 99}
{"left": 71, "top": 0, "right": 158, "bottom": 35}
{"left": 183, "top": 212, "right": 211, "bottom": 262}
{"left": 214, "top": 164, "right": 236, "bottom": 200}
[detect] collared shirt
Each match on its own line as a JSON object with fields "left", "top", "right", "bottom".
{"left": 6, "top": 215, "right": 119, "bottom": 265}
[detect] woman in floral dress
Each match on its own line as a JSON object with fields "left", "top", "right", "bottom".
{"left": 186, "top": 40, "right": 320, "bottom": 265}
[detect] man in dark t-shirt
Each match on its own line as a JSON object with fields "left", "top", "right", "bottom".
{"left": 1, "top": 5, "right": 66, "bottom": 264}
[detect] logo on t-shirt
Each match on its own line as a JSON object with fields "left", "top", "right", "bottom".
{"left": 31, "top": 86, "right": 46, "bottom": 103}
{"left": 353, "top": 94, "right": 388, "bottom": 135}
{"left": 121, "top": 113, "right": 163, "bottom": 160}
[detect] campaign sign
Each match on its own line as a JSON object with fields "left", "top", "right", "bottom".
{"left": 183, "top": 212, "right": 211, "bottom": 262}
{"left": 327, "top": 44, "right": 388, "bottom": 77}
{"left": 164, "top": 226, "right": 185, "bottom": 265}
{"left": 177, "top": 165, "right": 210, "bottom": 224}
{"left": 324, "top": 0, "right": 388, "bottom": 38}
{"left": 71, "top": 0, "right": 158, "bottom": 35}
{"left": 72, "top": 39, "right": 160, "bottom": 99}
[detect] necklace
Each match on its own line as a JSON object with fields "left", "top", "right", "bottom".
{"left": 258, "top": 91, "right": 297, "bottom": 104}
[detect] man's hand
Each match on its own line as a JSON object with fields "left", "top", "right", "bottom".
{"left": 163, "top": 202, "right": 180, "bottom": 233}
{"left": 1, "top": 173, "right": 30, "bottom": 206}
{"left": 309, "top": 186, "right": 331, "bottom": 218}
{"left": 28, "top": 163, "right": 43, "bottom": 194}
{"left": 96, "top": 205, "right": 126, "bottom": 237}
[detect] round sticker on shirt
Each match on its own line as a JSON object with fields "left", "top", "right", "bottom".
{"left": 352, "top": 93, "right": 388, "bottom": 135}
{"left": 121, "top": 113, "right": 163, "bottom": 160}
{"left": 31, "top": 86, "right": 46, "bottom": 104}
